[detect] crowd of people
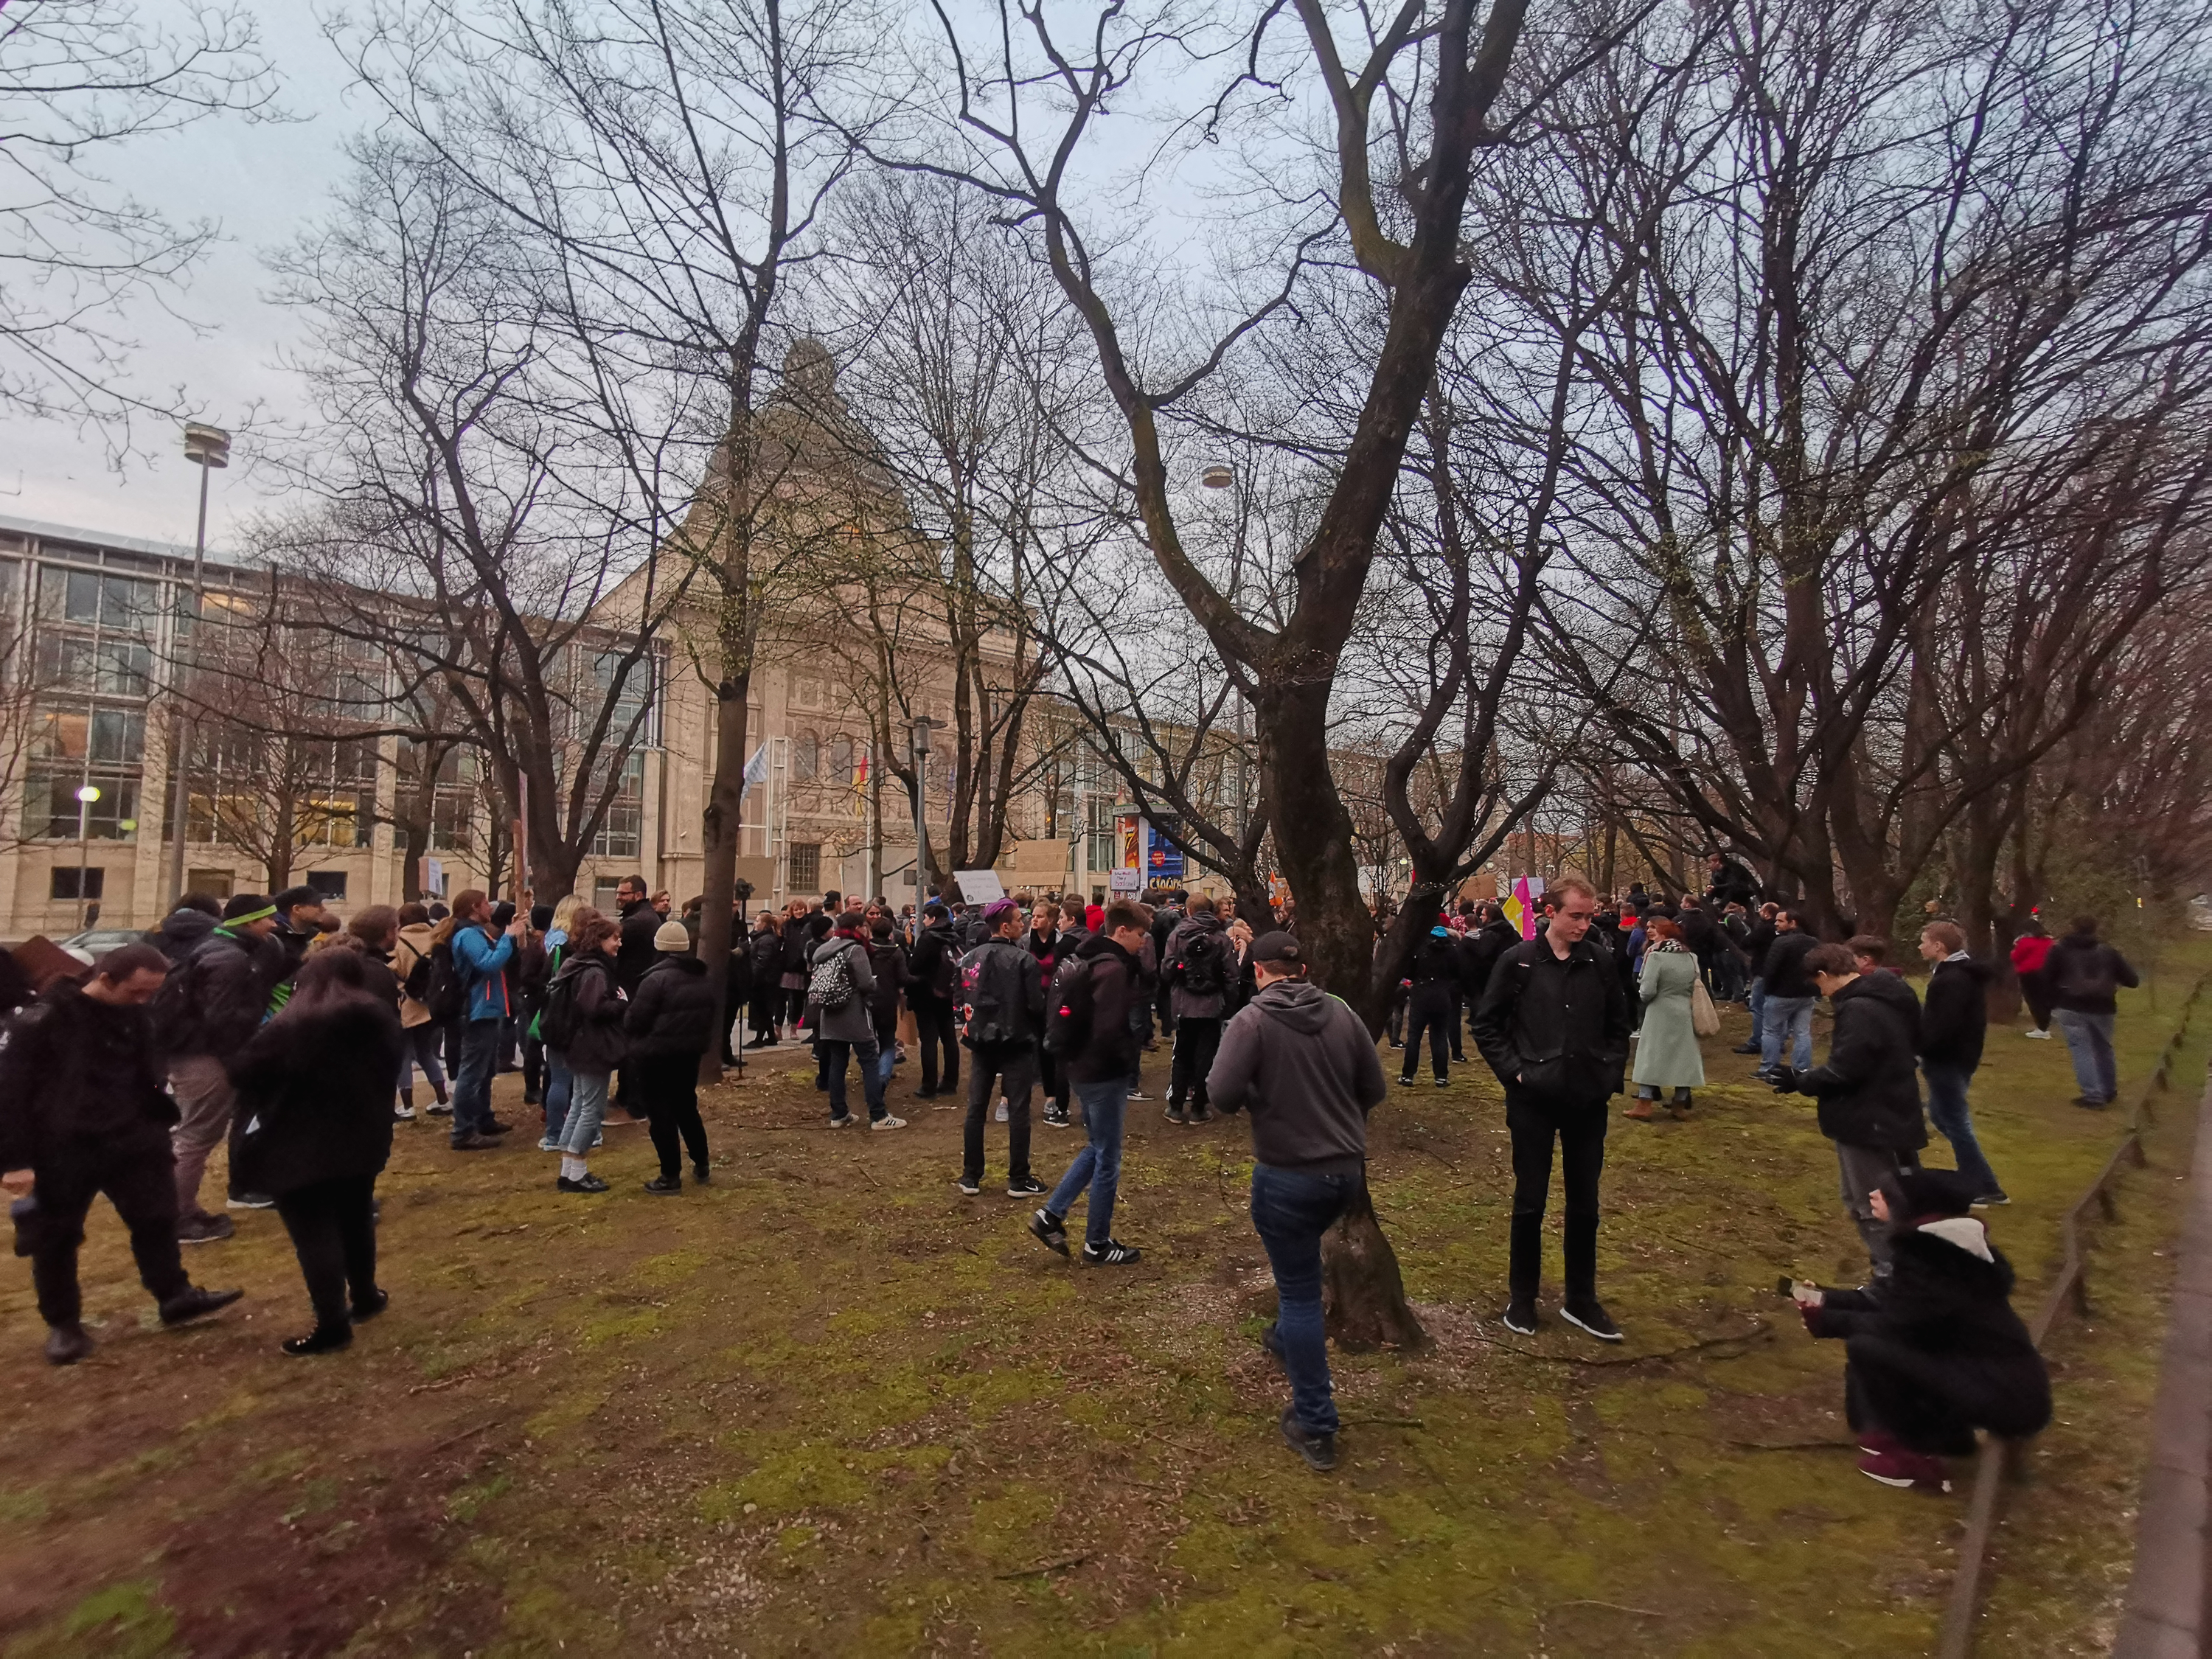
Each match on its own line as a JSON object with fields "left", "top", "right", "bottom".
{"left": 1, "top": 854, "right": 2128, "bottom": 1490}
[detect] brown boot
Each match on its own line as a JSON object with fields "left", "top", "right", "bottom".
{"left": 1625, "top": 1099, "right": 1655, "bottom": 1121}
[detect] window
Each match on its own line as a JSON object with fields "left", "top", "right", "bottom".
{"left": 793, "top": 731, "right": 819, "bottom": 782}
{"left": 591, "top": 753, "right": 645, "bottom": 859}
{"left": 50, "top": 867, "right": 105, "bottom": 900}
{"left": 307, "top": 870, "right": 348, "bottom": 900}
{"left": 187, "top": 868, "right": 234, "bottom": 900}
{"left": 787, "top": 841, "right": 821, "bottom": 891}
{"left": 1088, "top": 796, "right": 1117, "bottom": 878}
{"left": 594, "top": 879, "right": 626, "bottom": 911}
{"left": 829, "top": 734, "right": 853, "bottom": 782}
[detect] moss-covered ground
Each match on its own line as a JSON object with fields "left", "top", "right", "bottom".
{"left": 3, "top": 936, "right": 2206, "bottom": 1658}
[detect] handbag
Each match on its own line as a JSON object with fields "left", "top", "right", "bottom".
{"left": 1690, "top": 975, "right": 1722, "bottom": 1037}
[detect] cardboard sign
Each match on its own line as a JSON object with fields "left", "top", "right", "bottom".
{"left": 1108, "top": 867, "right": 1143, "bottom": 892}
{"left": 953, "top": 869, "right": 1004, "bottom": 904}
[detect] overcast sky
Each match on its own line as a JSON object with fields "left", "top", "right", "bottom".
{"left": 5, "top": 0, "right": 355, "bottom": 554}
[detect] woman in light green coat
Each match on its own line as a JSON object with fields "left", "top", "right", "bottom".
{"left": 1630, "top": 917, "right": 1705, "bottom": 1119}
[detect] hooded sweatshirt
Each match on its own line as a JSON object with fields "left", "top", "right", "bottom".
{"left": 1919, "top": 954, "right": 1992, "bottom": 1071}
{"left": 1207, "top": 979, "right": 1388, "bottom": 1178}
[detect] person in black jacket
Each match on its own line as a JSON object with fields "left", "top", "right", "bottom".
{"left": 1398, "top": 917, "right": 1461, "bottom": 1088}
{"left": 1023, "top": 901, "right": 1076, "bottom": 1127}
{"left": 1758, "top": 909, "right": 1821, "bottom": 1077}
{"left": 864, "top": 914, "right": 911, "bottom": 1098}
{"left": 229, "top": 947, "right": 405, "bottom": 1356}
{"left": 611, "top": 875, "right": 660, "bottom": 1110}
{"left": 625, "top": 922, "right": 717, "bottom": 1193}
{"left": 1029, "top": 902, "right": 1152, "bottom": 1264}
{"left": 1792, "top": 1169, "right": 2051, "bottom": 1492}
{"left": 156, "top": 893, "right": 285, "bottom": 1244}
{"left": 1916, "top": 922, "right": 2004, "bottom": 1205}
{"left": 1770, "top": 943, "right": 1928, "bottom": 1276}
{"left": 744, "top": 911, "right": 787, "bottom": 1046}
{"left": 1737, "top": 903, "right": 1780, "bottom": 1053}
{"left": 1459, "top": 905, "right": 1517, "bottom": 1050}
{"left": 1703, "top": 852, "right": 1758, "bottom": 913}
{"left": 959, "top": 900, "right": 1044, "bottom": 1194}
{"left": 1, "top": 945, "right": 243, "bottom": 1365}
{"left": 1472, "top": 877, "right": 1633, "bottom": 1342}
{"left": 2045, "top": 917, "right": 2140, "bottom": 1107}
{"left": 905, "top": 903, "right": 964, "bottom": 1097}
{"left": 546, "top": 909, "right": 627, "bottom": 1194}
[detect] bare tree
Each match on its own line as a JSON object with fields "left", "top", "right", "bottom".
{"left": 0, "top": 0, "right": 277, "bottom": 439}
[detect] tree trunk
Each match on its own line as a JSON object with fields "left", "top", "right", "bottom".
{"left": 1321, "top": 1180, "right": 1427, "bottom": 1351}
{"left": 1257, "top": 674, "right": 1368, "bottom": 1006}
{"left": 697, "top": 669, "right": 751, "bottom": 1087}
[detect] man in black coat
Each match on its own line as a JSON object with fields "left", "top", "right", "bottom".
{"left": 1458, "top": 903, "right": 1519, "bottom": 1051}
{"left": 1794, "top": 1169, "right": 2050, "bottom": 1492}
{"left": 1917, "top": 921, "right": 2004, "bottom": 1205}
{"left": 2045, "top": 916, "right": 2140, "bottom": 1107}
{"left": 1, "top": 945, "right": 243, "bottom": 1365}
{"left": 156, "top": 893, "right": 284, "bottom": 1242}
{"left": 612, "top": 874, "right": 660, "bottom": 1108}
{"left": 905, "top": 902, "right": 964, "bottom": 1099}
{"left": 1472, "top": 877, "right": 1632, "bottom": 1342}
{"left": 1771, "top": 942, "right": 1927, "bottom": 1277}
{"left": 625, "top": 922, "right": 717, "bottom": 1192}
{"left": 1758, "top": 908, "right": 1821, "bottom": 1077}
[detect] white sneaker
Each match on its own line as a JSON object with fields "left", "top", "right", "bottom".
{"left": 536, "top": 1137, "right": 558, "bottom": 1152}
{"left": 871, "top": 1115, "right": 907, "bottom": 1131}
{"left": 2023, "top": 1028, "right": 2052, "bottom": 1040}
{"left": 393, "top": 1104, "right": 417, "bottom": 1121}
{"left": 995, "top": 1099, "right": 1009, "bottom": 1122}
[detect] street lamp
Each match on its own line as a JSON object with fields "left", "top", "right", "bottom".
{"left": 1201, "top": 462, "right": 1234, "bottom": 489}
{"left": 74, "top": 784, "right": 101, "bottom": 928}
{"left": 166, "top": 422, "right": 229, "bottom": 911}
{"left": 910, "top": 714, "right": 942, "bottom": 902}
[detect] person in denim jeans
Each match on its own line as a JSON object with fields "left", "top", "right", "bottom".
{"left": 1759, "top": 909, "right": 1820, "bottom": 1076}
{"left": 1030, "top": 904, "right": 1152, "bottom": 1265}
{"left": 2045, "top": 917, "right": 2138, "bottom": 1107}
{"left": 1207, "top": 931, "right": 1386, "bottom": 1470}
{"left": 546, "top": 909, "right": 627, "bottom": 1192}
{"left": 812, "top": 915, "right": 902, "bottom": 1130}
{"left": 445, "top": 891, "right": 522, "bottom": 1149}
{"left": 1916, "top": 923, "right": 2005, "bottom": 1203}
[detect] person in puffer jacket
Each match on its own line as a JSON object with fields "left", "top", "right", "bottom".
{"left": 1793, "top": 1169, "right": 2051, "bottom": 1493}
{"left": 1770, "top": 942, "right": 1928, "bottom": 1277}
{"left": 625, "top": 922, "right": 717, "bottom": 1193}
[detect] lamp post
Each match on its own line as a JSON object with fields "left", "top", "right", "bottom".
{"left": 909, "top": 714, "right": 942, "bottom": 902}
{"left": 165, "top": 422, "right": 229, "bottom": 913}
{"left": 74, "top": 784, "right": 101, "bottom": 928}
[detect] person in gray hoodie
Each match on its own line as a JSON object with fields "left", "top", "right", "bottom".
{"left": 811, "top": 913, "right": 903, "bottom": 1130}
{"left": 1207, "top": 931, "right": 1388, "bottom": 1472}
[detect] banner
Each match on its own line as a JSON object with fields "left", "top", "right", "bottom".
{"left": 1116, "top": 813, "right": 1141, "bottom": 872}
{"left": 1506, "top": 877, "right": 1534, "bottom": 939}
{"left": 1147, "top": 815, "right": 1184, "bottom": 882}
{"left": 953, "top": 869, "right": 1004, "bottom": 904}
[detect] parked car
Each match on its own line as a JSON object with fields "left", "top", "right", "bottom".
{"left": 57, "top": 926, "right": 152, "bottom": 967}
{"left": 2189, "top": 894, "right": 2212, "bottom": 933}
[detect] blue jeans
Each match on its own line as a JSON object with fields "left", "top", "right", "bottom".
{"left": 2054, "top": 1009, "right": 2118, "bottom": 1102}
{"left": 451, "top": 1018, "right": 502, "bottom": 1142}
{"left": 400, "top": 1023, "right": 447, "bottom": 1097}
{"left": 1127, "top": 1004, "right": 1149, "bottom": 1092}
{"left": 1761, "top": 995, "right": 1815, "bottom": 1072}
{"left": 821, "top": 1038, "right": 886, "bottom": 1121}
{"left": 1251, "top": 1164, "right": 1356, "bottom": 1436}
{"left": 542, "top": 1051, "right": 574, "bottom": 1144}
{"left": 1047, "top": 1079, "right": 1128, "bottom": 1247}
{"left": 1747, "top": 978, "right": 1765, "bottom": 1048}
{"left": 1924, "top": 1065, "right": 2000, "bottom": 1197}
{"left": 559, "top": 1068, "right": 609, "bottom": 1156}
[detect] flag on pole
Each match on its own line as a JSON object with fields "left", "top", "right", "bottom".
{"left": 1506, "top": 877, "right": 1537, "bottom": 939}
{"left": 740, "top": 742, "right": 769, "bottom": 801}
{"left": 852, "top": 748, "right": 869, "bottom": 818}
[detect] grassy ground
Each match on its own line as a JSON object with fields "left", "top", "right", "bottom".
{"left": 3, "top": 936, "right": 2207, "bottom": 1658}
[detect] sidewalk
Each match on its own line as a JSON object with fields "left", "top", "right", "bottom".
{"left": 2119, "top": 1067, "right": 2212, "bottom": 1656}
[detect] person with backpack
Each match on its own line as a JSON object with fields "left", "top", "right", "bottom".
{"left": 863, "top": 913, "right": 911, "bottom": 1095}
{"left": 612, "top": 875, "right": 660, "bottom": 1111}
{"left": 1206, "top": 931, "right": 1388, "bottom": 1471}
{"left": 391, "top": 902, "right": 451, "bottom": 1121}
{"left": 1917, "top": 922, "right": 2006, "bottom": 1205}
{"left": 1769, "top": 942, "right": 1929, "bottom": 1277}
{"left": 534, "top": 896, "right": 579, "bottom": 1150}
{"left": 956, "top": 899, "right": 1043, "bottom": 1189}
{"left": 907, "top": 901, "right": 964, "bottom": 1099}
{"left": 2045, "top": 917, "right": 2140, "bottom": 1107}
{"left": 744, "top": 911, "right": 787, "bottom": 1048}
{"left": 1150, "top": 891, "right": 1186, "bottom": 1045}
{"left": 1163, "top": 894, "right": 1231, "bottom": 1123}
{"left": 1397, "top": 913, "right": 1461, "bottom": 1089}
{"left": 625, "top": 922, "right": 716, "bottom": 1193}
{"left": 439, "top": 891, "right": 521, "bottom": 1152}
{"left": 158, "top": 893, "right": 285, "bottom": 1245}
{"left": 2010, "top": 919, "right": 2056, "bottom": 1039}
{"left": 813, "top": 911, "right": 903, "bottom": 1130}
{"left": 2, "top": 945, "right": 245, "bottom": 1365}
{"left": 1024, "top": 900, "right": 1077, "bottom": 1128}
{"left": 1027, "top": 900, "right": 1152, "bottom": 1264}
{"left": 543, "top": 908, "right": 626, "bottom": 1192}
{"left": 1472, "top": 876, "right": 1632, "bottom": 1342}
{"left": 229, "top": 947, "right": 405, "bottom": 1356}
{"left": 151, "top": 892, "right": 222, "bottom": 968}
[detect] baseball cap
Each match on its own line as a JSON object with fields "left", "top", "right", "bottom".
{"left": 1250, "top": 931, "right": 1304, "bottom": 967}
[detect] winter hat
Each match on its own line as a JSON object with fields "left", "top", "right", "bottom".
{"left": 1893, "top": 1169, "right": 1978, "bottom": 1222}
{"left": 653, "top": 921, "right": 691, "bottom": 953}
{"left": 223, "top": 894, "right": 276, "bottom": 924}
{"left": 530, "top": 903, "right": 554, "bottom": 931}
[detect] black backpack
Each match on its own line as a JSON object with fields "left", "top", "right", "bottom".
{"left": 1174, "top": 927, "right": 1224, "bottom": 996}
{"left": 925, "top": 932, "right": 961, "bottom": 1001}
{"left": 539, "top": 959, "right": 596, "bottom": 1051}
{"left": 1043, "top": 954, "right": 1097, "bottom": 1057}
{"left": 422, "top": 939, "right": 466, "bottom": 1023}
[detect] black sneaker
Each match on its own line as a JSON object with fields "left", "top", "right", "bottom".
{"left": 1434, "top": 1078, "right": 1450, "bottom": 1089}
{"left": 226, "top": 1192, "right": 276, "bottom": 1211}
{"left": 1731, "top": 1041, "right": 1760, "bottom": 1054}
{"left": 957, "top": 1175, "right": 982, "bottom": 1197}
{"left": 45, "top": 1324, "right": 95, "bottom": 1366}
{"left": 282, "top": 1325, "right": 353, "bottom": 1357}
{"left": 1561, "top": 1298, "right": 1623, "bottom": 1343}
{"left": 1029, "top": 1208, "right": 1069, "bottom": 1256}
{"left": 1500, "top": 1298, "right": 1539, "bottom": 1336}
{"left": 1164, "top": 1104, "right": 1188, "bottom": 1124}
{"left": 177, "top": 1212, "right": 235, "bottom": 1245}
{"left": 1042, "top": 1107, "right": 1071, "bottom": 1128}
{"left": 159, "top": 1285, "right": 245, "bottom": 1326}
{"left": 1279, "top": 1405, "right": 1338, "bottom": 1472}
{"left": 1082, "top": 1238, "right": 1143, "bottom": 1267}
{"left": 1261, "top": 1321, "right": 1285, "bottom": 1368}
{"left": 351, "top": 1288, "right": 390, "bottom": 1321}
{"left": 1973, "top": 1190, "right": 2011, "bottom": 1207}
{"left": 1189, "top": 1107, "right": 1214, "bottom": 1124}
{"left": 693, "top": 1164, "right": 712, "bottom": 1185}
{"left": 642, "top": 1174, "right": 683, "bottom": 1195}
{"left": 557, "top": 1174, "right": 611, "bottom": 1194}
{"left": 1006, "top": 1173, "right": 1047, "bottom": 1198}
{"left": 1397, "top": 1075, "right": 1416, "bottom": 1088}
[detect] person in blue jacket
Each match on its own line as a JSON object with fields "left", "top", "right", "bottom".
{"left": 445, "top": 888, "right": 523, "bottom": 1150}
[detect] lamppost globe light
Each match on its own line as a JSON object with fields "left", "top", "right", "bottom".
{"left": 1201, "top": 462, "right": 1233, "bottom": 489}
{"left": 183, "top": 422, "right": 231, "bottom": 467}
{"left": 75, "top": 785, "right": 101, "bottom": 804}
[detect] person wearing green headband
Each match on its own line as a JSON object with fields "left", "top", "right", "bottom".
{"left": 156, "top": 893, "right": 283, "bottom": 1244}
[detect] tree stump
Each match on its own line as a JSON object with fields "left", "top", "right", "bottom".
{"left": 1321, "top": 1179, "right": 1427, "bottom": 1352}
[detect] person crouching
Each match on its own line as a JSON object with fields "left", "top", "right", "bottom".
{"left": 1792, "top": 1169, "right": 2051, "bottom": 1492}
